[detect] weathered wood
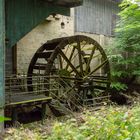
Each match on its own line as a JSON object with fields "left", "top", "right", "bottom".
{"left": 34, "top": 64, "right": 46, "bottom": 70}
{"left": 35, "top": 52, "right": 52, "bottom": 58}
{"left": 41, "top": 103, "right": 46, "bottom": 124}
{"left": 6, "top": 95, "right": 52, "bottom": 125}
{"left": 75, "top": 0, "right": 120, "bottom": 36}
{"left": 57, "top": 47, "right": 81, "bottom": 77}
{"left": 84, "top": 59, "right": 108, "bottom": 79}
{"left": 0, "top": 0, "right": 5, "bottom": 108}
{"left": 65, "top": 46, "right": 76, "bottom": 70}
{"left": 0, "top": 0, "right": 5, "bottom": 132}
{"left": 27, "top": 35, "right": 111, "bottom": 109}
{"left": 58, "top": 55, "right": 63, "bottom": 69}
{"left": 77, "top": 37, "right": 84, "bottom": 76}
{"left": 6, "top": 94, "right": 52, "bottom": 107}
{"left": 45, "top": 0, "right": 83, "bottom": 7}
{"left": 6, "top": 0, "right": 71, "bottom": 48}
{"left": 85, "top": 45, "right": 96, "bottom": 74}
{"left": 12, "top": 108, "right": 18, "bottom": 126}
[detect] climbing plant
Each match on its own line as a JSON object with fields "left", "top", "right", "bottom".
{"left": 108, "top": 0, "right": 140, "bottom": 90}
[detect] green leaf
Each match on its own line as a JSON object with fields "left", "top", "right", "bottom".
{"left": 0, "top": 116, "right": 11, "bottom": 122}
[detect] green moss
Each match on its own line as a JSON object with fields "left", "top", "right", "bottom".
{"left": 4, "top": 105, "right": 140, "bottom": 140}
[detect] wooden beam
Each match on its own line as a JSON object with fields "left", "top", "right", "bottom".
{"left": 45, "top": 0, "right": 83, "bottom": 7}
{"left": 6, "top": 0, "right": 70, "bottom": 48}
{"left": 12, "top": 44, "right": 17, "bottom": 74}
{"left": 0, "top": 0, "right": 5, "bottom": 132}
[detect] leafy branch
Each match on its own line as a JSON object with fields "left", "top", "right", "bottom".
{"left": 107, "top": 0, "right": 140, "bottom": 91}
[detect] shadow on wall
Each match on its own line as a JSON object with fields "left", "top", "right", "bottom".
{"left": 16, "top": 14, "right": 74, "bottom": 75}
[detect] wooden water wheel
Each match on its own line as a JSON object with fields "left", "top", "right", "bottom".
{"left": 27, "top": 35, "right": 111, "bottom": 109}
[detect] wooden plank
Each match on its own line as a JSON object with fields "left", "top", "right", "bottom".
{"left": 35, "top": 52, "right": 52, "bottom": 58}
{"left": 6, "top": 94, "right": 52, "bottom": 106}
{"left": 46, "top": 0, "right": 83, "bottom": 7}
{"left": 0, "top": 0, "right": 5, "bottom": 132}
{"left": 34, "top": 63, "right": 46, "bottom": 70}
{"left": 5, "top": 0, "right": 70, "bottom": 48}
{"left": 0, "top": 0, "right": 5, "bottom": 108}
{"left": 75, "top": 0, "right": 120, "bottom": 36}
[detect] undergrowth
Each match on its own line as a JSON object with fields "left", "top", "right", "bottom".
{"left": 107, "top": 0, "right": 140, "bottom": 91}
{"left": 4, "top": 104, "right": 140, "bottom": 140}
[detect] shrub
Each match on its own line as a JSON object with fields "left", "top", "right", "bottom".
{"left": 47, "top": 106, "right": 140, "bottom": 140}
{"left": 107, "top": 0, "right": 140, "bottom": 91}
{"left": 4, "top": 105, "right": 140, "bottom": 140}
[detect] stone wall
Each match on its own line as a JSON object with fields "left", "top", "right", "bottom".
{"left": 16, "top": 9, "right": 113, "bottom": 74}
{"left": 75, "top": 32, "right": 113, "bottom": 47}
{"left": 17, "top": 13, "right": 74, "bottom": 74}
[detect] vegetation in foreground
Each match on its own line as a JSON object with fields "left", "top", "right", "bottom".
{"left": 3, "top": 0, "right": 140, "bottom": 140}
{"left": 4, "top": 104, "right": 140, "bottom": 140}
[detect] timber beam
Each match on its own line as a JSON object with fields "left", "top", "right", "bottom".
{"left": 0, "top": 0, "right": 5, "bottom": 132}
{"left": 44, "top": 0, "right": 83, "bottom": 7}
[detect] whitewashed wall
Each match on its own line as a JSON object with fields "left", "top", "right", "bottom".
{"left": 17, "top": 13, "right": 74, "bottom": 74}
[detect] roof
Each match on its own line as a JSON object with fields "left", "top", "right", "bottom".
{"left": 45, "top": 0, "right": 83, "bottom": 7}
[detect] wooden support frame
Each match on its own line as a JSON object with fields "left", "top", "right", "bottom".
{"left": 0, "top": 0, "right": 5, "bottom": 131}
{"left": 45, "top": 0, "right": 83, "bottom": 7}
{"left": 12, "top": 44, "right": 17, "bottom": 74}
{"left": 7, "top": 97, "right": 52, "bottom": 125}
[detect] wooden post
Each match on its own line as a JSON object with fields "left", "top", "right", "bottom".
{"left": 0, "top": 0, "right": 5, "bottom": 132}
{"left": 12, "top": 108, "right": 18, "bottom": 126}
{"left": 41, "top": 103, "right": 46, "bottom": 124}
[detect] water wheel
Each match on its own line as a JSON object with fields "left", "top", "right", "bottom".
{"left": 27, "top": 35, "right": 110, "bottom": 110}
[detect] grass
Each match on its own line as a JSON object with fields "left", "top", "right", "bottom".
{"left": 4, "top": 104, "right": 140, "bottom": 140}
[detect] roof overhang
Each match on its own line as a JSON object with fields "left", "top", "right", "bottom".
{"left": 44, "top": 0, "right": 83, "bottom": 7}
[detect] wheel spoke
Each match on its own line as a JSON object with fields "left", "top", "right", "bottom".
{"left": 77, "top": 37, "right": 84, "bottom": 76}
{"left": 85, "top": 44, "right": 96, "bottom": 74}
{"left": 70, "top": 41, "right": 87, "bottom": 63}
{"left": 62, "top": 44, "right": 70, "bottom": 64}
{"left": 58, "top": 54, "right": 63, "bottom": 69}
{"left": 57, "top": 47, "right": 81, "bottom": 77}
{"left": 65, "top": 46, "right": 76, "bottom": 70}
{"left": 69, "top": 61, "right": 86, "bottom": 73}
{"left": 84, "top": 59, "right": 108, "bottom": 79}
{"left": 27, "top": 35, "right": 110, "bottom": 111}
